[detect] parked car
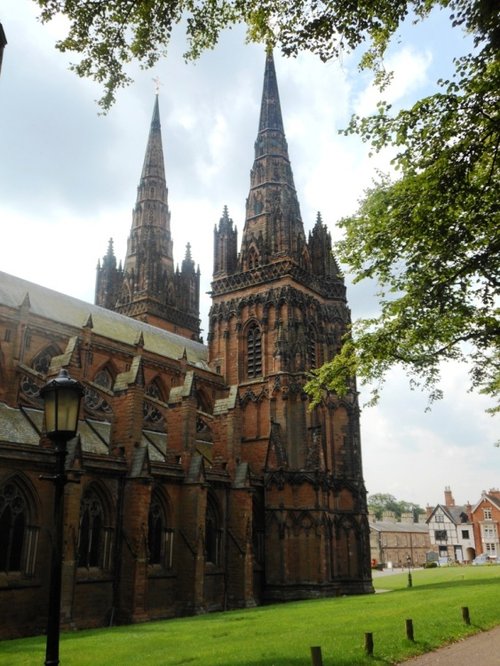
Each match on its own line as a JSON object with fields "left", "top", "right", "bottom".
{"left": 472, "top": 553, "right": 500, "bottom": 565}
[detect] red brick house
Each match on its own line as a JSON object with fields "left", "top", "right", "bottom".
{"left": 0, "top": 53, "right": 373, "bottom": 639}
{"left": 470, "top": 489, "right": 500, "bottom": 559}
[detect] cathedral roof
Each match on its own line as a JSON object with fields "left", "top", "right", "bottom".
{"left": 0, "top": 270, "right": 209, "bottom": 369}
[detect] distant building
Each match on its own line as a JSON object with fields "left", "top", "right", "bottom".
{"left": 369, "top": 512, "right": 430, "bottom": 567}
{"left": 470, "top": 489, "right": 500, "bottom": 558}
{"left": 426, "top": 487, "right": 475, "bottom": 562}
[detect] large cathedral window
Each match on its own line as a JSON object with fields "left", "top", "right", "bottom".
{"left": 248, "top": 247, "right": 260, "bottom": 269}
{"left": 308, "top": 332, "right": 317, "bottom": 370}
{"left": 205, "top": 494, "right": 222, "bottom": 566}
{"left": 247, "top": 324, "right": 262, "bottom": 378}
{"left": 148, "top": 491, "right": 174, "bottom": 569}
{"left": 77, "top": 486, "right": 113, "bottom": 570}
{"left": 0, "top": 478, "right": 38, "bottom": 576}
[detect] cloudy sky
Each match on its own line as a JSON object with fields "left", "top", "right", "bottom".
{"left": 1, "top": 1, "right": 497, "bottom": 509}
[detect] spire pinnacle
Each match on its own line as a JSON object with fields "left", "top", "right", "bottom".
{"left": 141, "top": 95, "right": 164, "bottom": 180}
{"left": 258, "top": 50, "right": 284, "bottom": 134}
{"left": 239, "top": 51, "right": 305, "bottom": 270}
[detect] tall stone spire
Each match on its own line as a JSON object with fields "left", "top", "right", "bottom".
{"left": 124, "top": 93, "right": 174, "bottom": 281}
{"left": 240, "top": 50, "right": 308, "bottom": 272}
{"left": 95, "top": 96, "right": 200, "bottom": 341}
{"left": 258, "top": 50, "right": 285, "bottom": 134}
{"left": 208, "top": 52, "right": 371, "bottom": 601}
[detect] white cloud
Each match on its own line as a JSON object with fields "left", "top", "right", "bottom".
{"left": 355, "top": 47, "right": 433, "bottom": 117}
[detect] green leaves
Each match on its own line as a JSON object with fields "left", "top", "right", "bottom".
{"left": 310, "top": 13, "right": 500, "bottom": 410}
{"left": 31, "top": 0, "right": 451, "bottom": 110}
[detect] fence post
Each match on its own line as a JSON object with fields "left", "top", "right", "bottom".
{"left": 310, "top": 646, "right": 323, "bottom": 666}
{"left": 406, "top": 618, "right": 414, "bottom": 641}
{"left": 462, "top": 606, "right": 471, "bottom": 625}
{"left": 365, "top": 632, "right": 374, "bottom": 656}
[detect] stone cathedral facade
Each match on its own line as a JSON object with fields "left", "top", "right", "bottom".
{"left": 0, "top": 53, "right": 372, "bottom": 639}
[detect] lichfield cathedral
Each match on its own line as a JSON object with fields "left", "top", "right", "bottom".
{"left": 0, "top": 52, "right": 373, "bottom": 638}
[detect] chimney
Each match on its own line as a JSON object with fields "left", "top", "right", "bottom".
{"left": 444, "top": 486, "right": 455, "bottom": 507}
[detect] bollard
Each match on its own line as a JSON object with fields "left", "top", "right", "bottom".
{"left": 406, "top": 618, "right": 414, "bottom": 642}
{"left": 364, "top": 632, "right": 374, "bottom": 656}
{"left": 462, "top": 606, "right": 471, "bottom": 625}
{"left": 310, "top": 646, "right": 323, "bottom": 666}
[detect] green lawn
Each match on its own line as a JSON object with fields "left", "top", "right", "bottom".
{"left": 2, "top": 566, "right": 499, "bottom": 665}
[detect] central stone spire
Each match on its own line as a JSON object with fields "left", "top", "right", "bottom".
{"left": 240, "top": 50, "right": 308, "bottom": 272}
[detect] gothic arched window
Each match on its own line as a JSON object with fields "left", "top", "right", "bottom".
{"left": 148, "top": 491, "right": 174, "bottom": 569}
{"left": 94, "top": 367, "right": 113, "bottom": 390}
{"left": 0, "top": 478, "right": 38, "bottom": 576}
{"left": 308, "top": 331, "right": 317, "bottom": 370}
{"left": 77, "top": 486, "right": 113, "bottom": 570}
{"left": 248, "top": 247, "right": 259, "bottom": 269}
{"left": 252, "top": 494, "right": 265, "bottom": 565}
{"left": 31, "top": 345, "right": 59, "bottom": 375}
{"left": 247, "top": 323, "right": 262, "bottom": 378}
{"left": 205, "top": 494, "right": 222, "bottom": 566}
{"left": 146, "top": 379, "right": 164, "bottom": 402}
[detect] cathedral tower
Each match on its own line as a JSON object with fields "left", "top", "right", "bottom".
{"left": 209, "top": 52, "right": 372, "bottom": 599}
{"left": 95, "top": 95, "right": 201, "bottom": 341}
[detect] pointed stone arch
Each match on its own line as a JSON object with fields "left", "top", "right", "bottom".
{"left": 77, "top": 481, "right": 115, "bottom": 571}
{"left": 205, "top": 490, "right": 222, "bottom": 566}
{"left": 244, "top": 319, "right": 262, "bottom": 379}
{"left": 148, "top": 485, "right": 174, "bottom": 569}
{"left": 0, "top": 473, "right": 40, "bottom": 576}
{"left": 30, "top": 344, "right": 61, "bottom": 375}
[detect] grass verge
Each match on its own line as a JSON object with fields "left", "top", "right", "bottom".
{"left": 1, "top": 565, "right": 499, "bottom": 665}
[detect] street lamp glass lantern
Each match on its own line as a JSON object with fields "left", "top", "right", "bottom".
{"left": 40, "top": 369, "right": 84, "bottom": 442}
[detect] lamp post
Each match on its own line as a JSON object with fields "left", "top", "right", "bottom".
{"left": 406, "top": 554, "right": 413, "bottom": 588}
{"left": 40, "top": 369, "right": 83, "bottom": 666}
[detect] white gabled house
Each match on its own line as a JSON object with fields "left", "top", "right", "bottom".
{"left": 426, "top": 487, "right": 476, "bottom": 563}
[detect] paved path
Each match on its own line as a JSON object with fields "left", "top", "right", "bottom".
{"left": 397, "top": 625, "right": 500, "bottom": 665}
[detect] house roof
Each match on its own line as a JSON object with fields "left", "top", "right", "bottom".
{"left": 426, "top": 503, "right": 471, "bottom": 524}
{"left": 471, "top": 492, "right": 500, "bottom": 514}
{"left": 0, "top": 270, "right": 210, "bottom": 369}
{"left": 369, "top": 521, "right": 429, "bottom": 534}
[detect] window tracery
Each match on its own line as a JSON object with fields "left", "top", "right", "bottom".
{"left": 0, "top": 479, "right": 38, "bottom": 576}
{"left": 205, "top": 495, "right": 222, "bottom": 565}
{"left": 148, "top": 492, "right": 174, "bottom": 569}
{"left": 77, "top": 486, "right": 113, "bottom": 570}
{"left": 247, "top": 324, "right": 262, "bottom": 378}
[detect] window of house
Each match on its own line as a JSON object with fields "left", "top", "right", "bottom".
{"left": 483, "top": 525, "right": 496, "bottom": 539}
{"left": 483, "top": 508, "right": 492, "bottom": 520}
{"left": 247, "top": 324, "right": 262, "bottom": 378}
{"left": 461, "top": 530, "right": 470, "bottom": 539}
{"left": 77, "top": 487, "right": 113, "bottom": 570}
{"left": 485, "top": 543, "right": 497, "bottom": 555}
{"left": 435, "top": 530, "right": 447, "bottom": 541}
{"left": 0, "top": 480, "right": 38, "bottom": 576}
{"left": 435, "top": 514, "right": 444, "bottom": 523}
